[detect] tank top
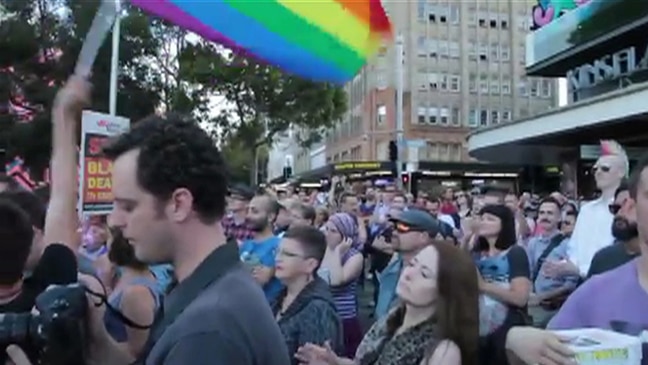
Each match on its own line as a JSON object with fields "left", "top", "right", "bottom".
{"left": 319, "top": 247, "right": 360, "bottom": 319}
{"left": 104, "top": 276, "right": 162, "bottom": 342}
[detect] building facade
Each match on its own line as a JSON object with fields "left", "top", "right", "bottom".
{"left": 266, "top": 129, "right": 298, "bottom": 181}
{"left": 467, "top": 0, "right": 648, "bottom": 197}
{"left": 324, "top": 0, "right": 558, "bottom": 165}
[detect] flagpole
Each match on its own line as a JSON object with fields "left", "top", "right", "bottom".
{"left": 109, "top": 0, "right": 121, "bottom": 115}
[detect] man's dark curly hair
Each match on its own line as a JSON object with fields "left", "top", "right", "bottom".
{"left": 102, "top": 114, "right": 228, "bottom": 224}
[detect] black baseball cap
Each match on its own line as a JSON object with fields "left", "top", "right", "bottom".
{"left": 390, "top": 209, "right": 440, "bottom": 236}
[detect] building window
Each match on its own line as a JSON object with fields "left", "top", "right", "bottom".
{"left": 426, "top": 142, "right": 439, "bottom": 160}
{"left": 428, "top": 39, "right": 438, "bottom": 58}
{"left": 428, "top": 73, "right": 439, "bottom": 89}
{"left": 440, "top": 107, "right": 449, "bottom": 125}
{"left": 490, "top": 77, "right": 500, "bottom": 95}
{"left": 417, "top": 106, "right": 426, "bottom": 124}
{"left": 490, "top": 43, "right": 499, "bottom": 61}
{"left": 449, "top": 41, "right": 460, "bottom": 58}
{"left": 479, "top": 109, "right": 489, "bottom": 126}
{"left": 468, "top": 42, "right": 477, "bottom": 61}
{"left": 417, "top": 0, "right": 425, "bottom": 20}
{"left": 428, "top": 107, "right": 439, "bottom": 124}
{"left": 450, "top": 75, "right": 460, "bottom": 92}
{"left": 519, "top": 79, "right": 528, "bottom": 96}
{"left": 469, "top": 74, "right": 477, "bottom": 93}
{"left": 502, "top": 109, "right": 512, "bottom": 122}
{"left": 491, "top": 110, "right": 500, "bottom": 124}
{"left": 468, "top": 109, "right": 478, "bottom": 127}
{"left": 501, "top": 78, "right": 511, "bottom": 94}
{"left": 376, "top": 141, "right": 388, "bottom": 160}
{"left": 440, "top": 74, "right": 448, "bottom": 90}
{"left": 377, "top": 105, "right": 387, "bottom": 125}
{"left": 479, "top": 44, "right": 488, "bottom": 61}
{"left": 438, "top": 40, "right": 449, "bottom": 58}
{"left": 450, "top": 5, "right": 459, "bottom": 24}
{"left": 541, "top": 80, "right": 552, "bottom": 98}
{"left": 500, "top": 45, "right": 510, "bottom": 61}
{"left": 531, "top": 79, "right": 540, "bottom": 97}
{"left": 439, "top": 143, "right": 449, "bottom": 161}
{"left": 417, "top": 36, "right": 426, "bottom": 57}
{"left": 479, "top": 74, "right": 489, "bottom": 93}
{"left": 500, "top": 15, "right": 509, "bottom": 29}
{"left": 451, "top": 107, "right": 460, "bottom": 126}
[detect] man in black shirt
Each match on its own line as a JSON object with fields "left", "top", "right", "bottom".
{"left": 587, "top": 181, "right": 640, "bottom": 278}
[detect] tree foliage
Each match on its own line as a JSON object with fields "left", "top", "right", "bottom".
{"left": 178, "top": 44, "right": 347, "bottom": 183}
{"left": 0, "top": 0, "right": 165, "bottom": 175}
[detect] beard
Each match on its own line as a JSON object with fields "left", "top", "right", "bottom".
{"left": 611, "top": 216, "right": 638, "bottom": 242}
{"left": 247, "top": 216, "right": 270, "bottom": 232}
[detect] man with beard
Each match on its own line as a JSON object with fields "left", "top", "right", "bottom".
{"left": 587, "top": 180, "right": 640, "bottom": 278}
{"left": 240, "top": 194, "right": 284, "bottom": 303}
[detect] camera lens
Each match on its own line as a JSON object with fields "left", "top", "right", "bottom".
{"left": 0, "top": 313, "right": 32, "bottom": 348}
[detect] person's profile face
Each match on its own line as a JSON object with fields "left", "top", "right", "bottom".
{"left": 635, "top": 168, "right": 648, "bottom": 244}
{"left": 396, "top": 245, "right": 438, "bottom": 307}
{"left": 110, "top": 149, "right": 173, "bottom": 265}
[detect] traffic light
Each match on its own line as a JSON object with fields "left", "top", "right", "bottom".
{"left": 283, "top": 166, "right": 293, "bottom": 180}
{"left": 388, "top": 140, "right": 398, "bottom": 162}
{"left": 402, "top": 173, "right": 409, "bottom": 185}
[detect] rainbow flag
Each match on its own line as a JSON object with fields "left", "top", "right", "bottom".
{"left": 130, "top": 0, "right": 392, "bottom": 84}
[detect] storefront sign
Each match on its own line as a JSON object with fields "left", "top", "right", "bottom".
{"left": 333, "top": 161, "right": 382, "bottom": 171}
{"left": 567, "top": 42, "right": 648, "bottom": 92}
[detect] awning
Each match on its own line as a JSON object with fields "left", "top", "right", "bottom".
{"left": 468, "top": 83, "right": 648, "bottom": 164}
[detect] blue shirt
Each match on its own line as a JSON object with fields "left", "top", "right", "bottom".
{"left": 374, "top": 255, "right": 402, "bottom": 319}
{"left": 240, "top": 235, "right": 283, "bottom": 302}
{"left": 526, "top": 232, "right": 579, "bottom": 294}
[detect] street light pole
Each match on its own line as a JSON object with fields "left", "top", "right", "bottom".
{"left": 395, "top": 33, "right": 404, "bottom": 189}
{"left": 109, "top": 0, "right": 121, "bottom": 116}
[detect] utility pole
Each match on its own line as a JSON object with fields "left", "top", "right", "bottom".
{"left": 395, "top": 33, "right": 404, "bottom": 189}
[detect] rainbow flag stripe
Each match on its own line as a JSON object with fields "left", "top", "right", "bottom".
{"left": 130, "top": 0, "right": 392, "bottom": 84}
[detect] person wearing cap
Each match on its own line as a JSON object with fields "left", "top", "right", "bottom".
{"left": 374, "top": 208, "right": 440, "bottom": 319}
{"left": 223, "top": 184, "right": 255, "bottom": 242}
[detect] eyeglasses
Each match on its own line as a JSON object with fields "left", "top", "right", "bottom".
{"left": 608, "top": 203, "right": 622, "bottom": 215}
{"left": 276, "top": 249, "right": 308, "bottom": 260}
{"left": 593, "top": 164, "right": 611, "bottom": 173}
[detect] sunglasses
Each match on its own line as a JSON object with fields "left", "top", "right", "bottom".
{"left": 608, "top": 203, "right": 622, "bottom": 215}
{"left": 395, "top": 222, "right": 425, "bottom": 233}
{"left": 593, "top": 164, "right": 611, "bottom": 173}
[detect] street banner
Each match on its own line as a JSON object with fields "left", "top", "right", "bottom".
{"left": 78, "top": 111, "right": 129, "bottom": 215}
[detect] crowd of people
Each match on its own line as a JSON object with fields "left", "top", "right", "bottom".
{"left": 0, "top": 76, "right": 646, "bottom": 365}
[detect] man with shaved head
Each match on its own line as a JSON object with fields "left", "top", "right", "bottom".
{"left": 240, "top": 194, "right": 283, "bottom": 302}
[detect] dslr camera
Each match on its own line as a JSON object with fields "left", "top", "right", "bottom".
{"left": 0, "top": 283, "right": 88, "bottom": 365}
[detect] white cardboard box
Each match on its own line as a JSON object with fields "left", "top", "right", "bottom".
{"left": 552, "top": 328, "right": 642, "bottom": 365}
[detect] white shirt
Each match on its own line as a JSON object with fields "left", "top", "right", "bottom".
{"left": 566, "top": 197, "right": 615, "bottom": 276}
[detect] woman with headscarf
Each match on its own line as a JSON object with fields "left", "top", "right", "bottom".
{"left": 319, "top": 212, "right": 365, "bottom": 358}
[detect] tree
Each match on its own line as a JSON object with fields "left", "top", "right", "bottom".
{"left": 0, "top": 0, "right": 165, "bottom": 176}
{"left": 178, "top": 43, "right": 347, "bottom": 184}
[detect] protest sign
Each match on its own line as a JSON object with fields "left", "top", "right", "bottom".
{"left": 78, "top": 111, "right": 129, "bottom": 215}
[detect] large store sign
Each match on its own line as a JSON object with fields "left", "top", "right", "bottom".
{"left": 566, "top": 42, "right": 648, "bottom": 92}
{"left": 532, "top": 0, "right": 590, "bottom": 30}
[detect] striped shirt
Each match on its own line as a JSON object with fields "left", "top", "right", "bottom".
{"left": 328, "top": 247, "right": 360, "bottom": 319}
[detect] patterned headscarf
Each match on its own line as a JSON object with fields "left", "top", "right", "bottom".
{"left": 328, "top": 212, "right": 360, "bottom": 248}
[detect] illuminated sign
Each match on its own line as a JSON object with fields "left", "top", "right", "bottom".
{"left": 532, "top": 0, "right": 590, "bottom": 30}
{"left": 567, "top": 43, "right": 648, "bottom": 91}
{"left": 333, "top": 162, "right": 382, "bottom": 171}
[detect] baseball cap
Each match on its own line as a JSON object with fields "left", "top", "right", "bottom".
{"left": 390, "top": 209, "right": 440, "bottom": 236}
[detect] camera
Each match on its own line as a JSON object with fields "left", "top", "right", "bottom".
{"left": 0, "top": 283, "right": 88, "bottom": 365}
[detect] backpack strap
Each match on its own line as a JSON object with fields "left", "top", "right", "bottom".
{"left": 532, "top": 234, "right": 565, "bottom": 281}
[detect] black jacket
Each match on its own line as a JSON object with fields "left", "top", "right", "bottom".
{"left": 272, "top": 278, "right": 343, "bottom": 364}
